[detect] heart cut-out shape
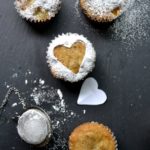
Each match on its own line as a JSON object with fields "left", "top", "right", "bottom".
{"left": 77, "top": 77, "right": 107, "bottom": 105}
{"left": 33, "top": 7, "right": 49, "bottom": 21}
{"left": 54, "top": 41, "right": 86, "bottom": 74}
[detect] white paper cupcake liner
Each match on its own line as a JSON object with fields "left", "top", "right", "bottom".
{"left": 104, "top": 124, "right": 118, "bottom": 150}
{"left": 89, "top": 122, "right": 118, "bottom": 150}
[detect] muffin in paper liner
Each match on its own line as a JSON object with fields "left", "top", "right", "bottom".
{"left": 14, "top": 0, "right": 61, "bottom": 23}
{"left": 17, "top": 108, "right": 52, "bottom": 147}
{"left": 46, "top": 33, "right": 96, "bottom": 83}
{"left": 79, "top": 0, "right": 131, "bottom": 22}
{"left": 69, "top": 122, "right": 118, "bottom": 150}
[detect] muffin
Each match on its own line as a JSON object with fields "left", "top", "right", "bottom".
{"left": 14, "top": 0, "right": 61, "bottom": 22}
{"left": 80, "top": 0, "right": 129, "bottom": 22}
{"left": 69, "top": 122, "right": 118, "bottom": 150}
{"left": 46, "top": 33, "right": 96, "bottom": 82}
{"left": 17, "top": 108, "right": 52, "bottom": 147}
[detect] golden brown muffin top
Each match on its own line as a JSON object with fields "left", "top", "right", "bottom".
{"left": 69, "top": 122, "right": 117, "bottom": 150}
{"left": 54, "top": 41, "right": 86, "bottom": 74}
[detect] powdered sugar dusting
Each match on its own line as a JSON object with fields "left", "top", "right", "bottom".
{"left": 74, "top": 0, "right": 150, "bottom": 52}
{"left": 12, "top": 73, "right": 18, "bottom": 78}
{"left": 17, "top": 109, "right": 52, "bottom": 145}
{"left": 29, "top": 82, "right": 78, "bottom": 149}
{"left": 1, "top": 70, "right": 79, "bottom": 149}
{"left": 47, "top": 33, "right": 96, "bottom": 82}
{"left": 14, "top": 0, "right": 61, "bottom": 21}
{"left": 39, "top": 79, "right": 45, "bottom": 85}
{"left": 85, "top": 0, "right": 130, "bottom": 19}
{"left": 11, "top": 103, "right": 18, "bottom": 107}
{"left": 74, "top": 0, "right": 95, "bottom": 31}
{"left": 57, "top": 89, "right": 63, "bottom": 100}
{"left": 25, "top": 79, "right": 28, "bottom": 85}
{"left": 110, "top": 0, "right": 150, "bottom": 50}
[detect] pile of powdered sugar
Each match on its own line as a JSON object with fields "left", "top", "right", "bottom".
{"left": 17, "top": 109, "right": 52, "bottom": 145}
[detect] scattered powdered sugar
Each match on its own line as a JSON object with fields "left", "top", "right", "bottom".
{"left": 11, "top": 103, "right": 18, "bottom": 107}
{"left": 39, "top": 78, "right": 45, "bottom": 85}
{"left": 1, "top": 70, "right": 79, "bottom": 150}
{"left": 30, "top": 81, "right": 77, "bottom": 123}
{"left": 83, "top": 109, "right": 86, "bottom": 114}
{"left": 30, "top": 85, "right": 57, "bottom": 106}
{"left": 25, "top": 69, "right": 32, "bottom": 76}
{"left": 6, "top": 85, "right": 10, "bottom": 88}
{"left": 74, "top": 0, "right": 150, "bottom": 52}
{"left": 29, "top": 79, "right": 78, "bottom": 149}
{"left": 14, "top": 0, "right": 61, "bottom": 21}
{"left": 25, "top": 79, "right": 28, "bottom": 85}
{"left": 110, "top": 0, "right": 150, "bottom": 49}
{"left": 47, "top": 33, "right": 96, "bottom": 82}
{"left": 12, "top": 73, "right": 18, "bottom": 78}
{"left": 74, "top": 0, "right": 95, "bottom": 31}
{"left": 57, "top": 89, "right": 63, "bottom": 100}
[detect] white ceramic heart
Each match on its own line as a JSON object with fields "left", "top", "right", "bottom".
{"left": 77, "top": 77, "right": 107, "bottom": 105}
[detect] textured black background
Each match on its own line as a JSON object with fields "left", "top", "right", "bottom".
{"left": 0, "top": 0, "right": 150, "bottom": 150}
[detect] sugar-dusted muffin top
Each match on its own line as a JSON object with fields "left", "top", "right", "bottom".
{"left": 14, "top": 0, "right": 61, "bottom": 22}
{"left": 47, "top": 33, "right": 96, "bottom": 82}
{"left": 80, "top": 0, "right": 130, "bottom": 22}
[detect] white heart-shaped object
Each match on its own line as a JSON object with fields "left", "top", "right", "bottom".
{"left": 77, "top": 77, "right": 107, "bottom": 105}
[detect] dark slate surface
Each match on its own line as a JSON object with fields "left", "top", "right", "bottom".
{"left": 0, "top": 0, "right": 150, "bottom": 150}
